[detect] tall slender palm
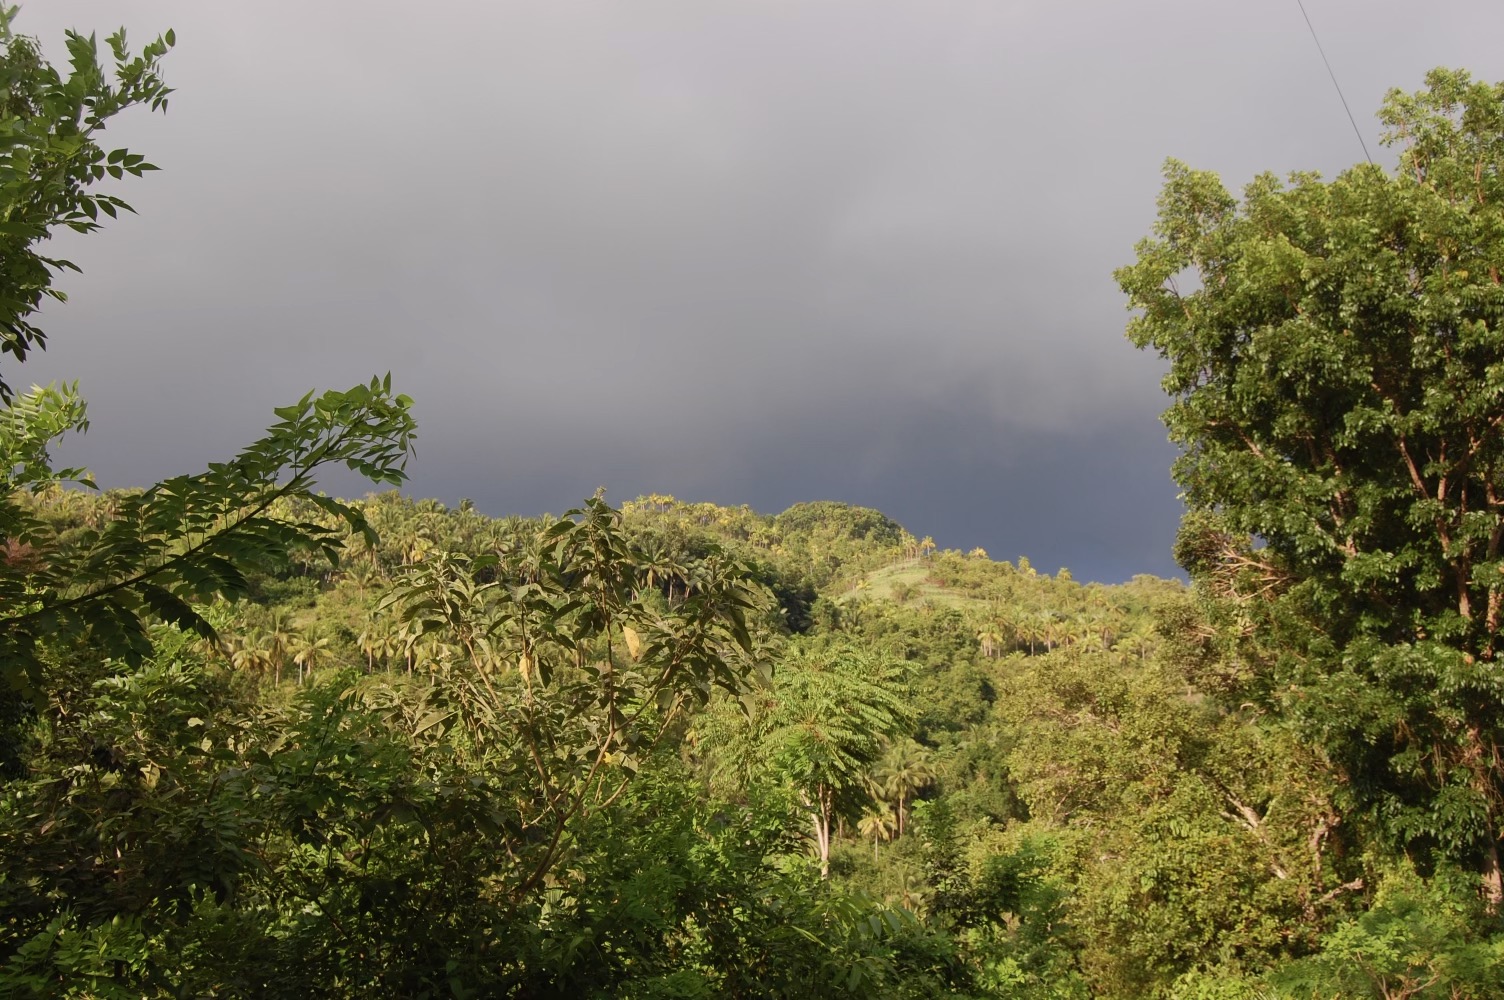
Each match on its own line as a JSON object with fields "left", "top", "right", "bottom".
{"left": 346, "top": 560, "right": 382, "bottom": 596}
{"left": 976, "top": 621, "right": 1005, "bottom": 659}
{"left": 1113, "top": 618, "right": 1158, "bottom": 664}
{"left": 858, "top": 805, "right": 899, "bottom": 859}
{"left": 290, "top": 634, "right": 331, "bottom": 685}
{"left": 1037, "top": 611, "right": 1064, "bottom": 653}
{"left": 898, "top": 530, "right": 918, "bottom": 563}
{"left": 357, "top": 614, "right": 385, "bottom": 673}
{"left": 264, "top": 613, "right": 297, "bottom": 686}
{"left": 661, "top": 550, "right": 690, "bottom": 605}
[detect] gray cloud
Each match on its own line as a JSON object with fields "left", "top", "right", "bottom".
{"left": 18, "top": 1, "right": 1504, "bottom": 580}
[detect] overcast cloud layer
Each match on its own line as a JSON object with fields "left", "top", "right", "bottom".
{"left": 16, "top": 1, "right": 1504, "bottom": 581}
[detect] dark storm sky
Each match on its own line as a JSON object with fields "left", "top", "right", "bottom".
{"left": 16, "top": 1, "right": 1504, "bottom": 581}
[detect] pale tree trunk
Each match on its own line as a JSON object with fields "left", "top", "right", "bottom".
{"left": 809, "top": 784, "right": 834, "bottom": 878}
{"left": 1484, "top": 839, "right": 1503, "bottom": 914}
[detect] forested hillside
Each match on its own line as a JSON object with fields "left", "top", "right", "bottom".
{"left": 5, "top": 10, "right": 1504, "bottom": 999}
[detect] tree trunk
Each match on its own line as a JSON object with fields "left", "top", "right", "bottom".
{"left": 815, "top": 811, "right": 830, "bottom": 878}
{"left": 1484, "top": 839, "right": 1503, "bottom": 914}
{"left": 814, "top": 784, "right": 833, "bottom": 878}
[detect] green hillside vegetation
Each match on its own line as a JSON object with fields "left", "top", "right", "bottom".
{"left": 4, "top": 10, "right": 1504, "bottom": 998}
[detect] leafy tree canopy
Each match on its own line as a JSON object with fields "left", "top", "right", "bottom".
{"left": 1118, "top": 68, "right": 1504, "bottom": 892}
{"left": 0, "top": 8, "right": 170, "bottom": 400}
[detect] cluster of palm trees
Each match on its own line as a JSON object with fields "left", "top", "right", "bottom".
{"left": 856, "top": 739, "right": 938, "bottom": 855}
{"left": 230, "top": 584, "right": 510, "bottom": 690}
{"left": 632, "top": 535, "right": 694, "bottom": 603}
{"left": 895, "top": 532, "right": 938, "bottom": 564}
{"left": 355, "top": 611, "right": 433, "bottom": 675}
{"left": 227, "top": 613, "right": 329, "bottom": 685}
{"left": 973, "top": 606, "right": 1160, "bottom": 660}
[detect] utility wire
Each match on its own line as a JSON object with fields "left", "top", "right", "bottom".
{"left": 1295, "top": 0, "right": 1373, "bottom": 164}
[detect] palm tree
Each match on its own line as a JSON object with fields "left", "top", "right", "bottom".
{"left": 898, "top": 530, "right": 919, "bottom": 564}
{"left": 858, "top": 805, "right": 899, "bottom": 859}
{"left": 290, "top": 634, "right": 330, "bottom": 685}
{"left": 876, "top": 740, "right": 936, "bottom": 838}
{"left": 264, "top": 613, "right": 297, "bottom": 686}
{"left": 977, "top": 621, "right": 1005, "bottom": 659}
{"left": 661, "top": 550, "right": 690, "bottom": 605}
{"left": 357, "top": 614, "right": 385, "bottom": 673}
{"left": 635, "top": 536, "right": 673, "bottom": 598}
{"left": 346, "top": 560, "right": 383, "bottom": 595}
{"left": 1014, "top": 611, "right": 1042, "bottom": 655}
{"left": 230, "top": 633, "right": 273, "bottom": 683}
{"left": 1036, "top": 611, "right": 1064, "bottom": 653}
{"left": 1113, "top": 618, "right": 1158, "bottom": 663}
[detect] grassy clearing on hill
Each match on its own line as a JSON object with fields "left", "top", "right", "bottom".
{"left": 844, "top": 559, "right": 981, "bottom": 610}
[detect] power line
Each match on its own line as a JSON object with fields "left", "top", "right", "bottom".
{"left": 1295, "top": 0, "right": 1373, "bottom": 164}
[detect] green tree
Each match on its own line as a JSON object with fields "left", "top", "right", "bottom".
{"left": 875, "top": 738, "right": 936, "bottom": 838}
{"left": 229, "top": 630, "right": 272, "bottom": 682}
{"left": 1273, "top": 862, "right": 1504, "bottom": 999}
{"left": 765, "top": 640, "right": 912, "bottom": 876}
{"left": 859, "top": 802, "right": 900, "bottom": 856}
{"left": 356, "top": 611, "right": 386, "bottom": 672}
{"left": 382, "top": 496, "right": 771, "bottom": 905}
{"left": 976, "top": 620, "right": 1004, "bottom": 658}
{"left": 0, "top": 8, "right": 170, "bottom": 398}
{"left": 259, "top": 612, "right": 298, "bottom": 686}
{"left": 1118, "top": 68, "right": 1504, "bottom": 901}
{"left": 289, "top": 632, "right": 330, "bottom": 685}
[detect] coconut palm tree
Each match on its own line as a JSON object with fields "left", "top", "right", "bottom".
{"left": 1113, "top": 618, "right": 1158, "bottom": 663}
{"left": 1037, "top": 611, "right": 1065, "bottom": 653}
{"left": 875, "top": 740, "right": 936, "bottom": 838}
{"left": 858, "top": 805, "right": 899, "bottom": 859}
{"left": 230, "top": 633, "right": 273, "bottom": 683}
{"left": 345, "top": 560, "right": 383, "bottom": 595}
{"left": 357, "top": 614, "right": 386, "bottom": 673}
{"left": 634, "top": 535, "right": 673, "bottom": 599}
{"left": 977, "top": 621, "right": 1005, "bottom": 659}
{"left": 264, "top": 613, "right": 297, "bottom": 686}
{"left": 898, "top": 530, "right": 919, "bottom": 564}
{"left": 290, "top": 634, "right": 330, "bottom": 685}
